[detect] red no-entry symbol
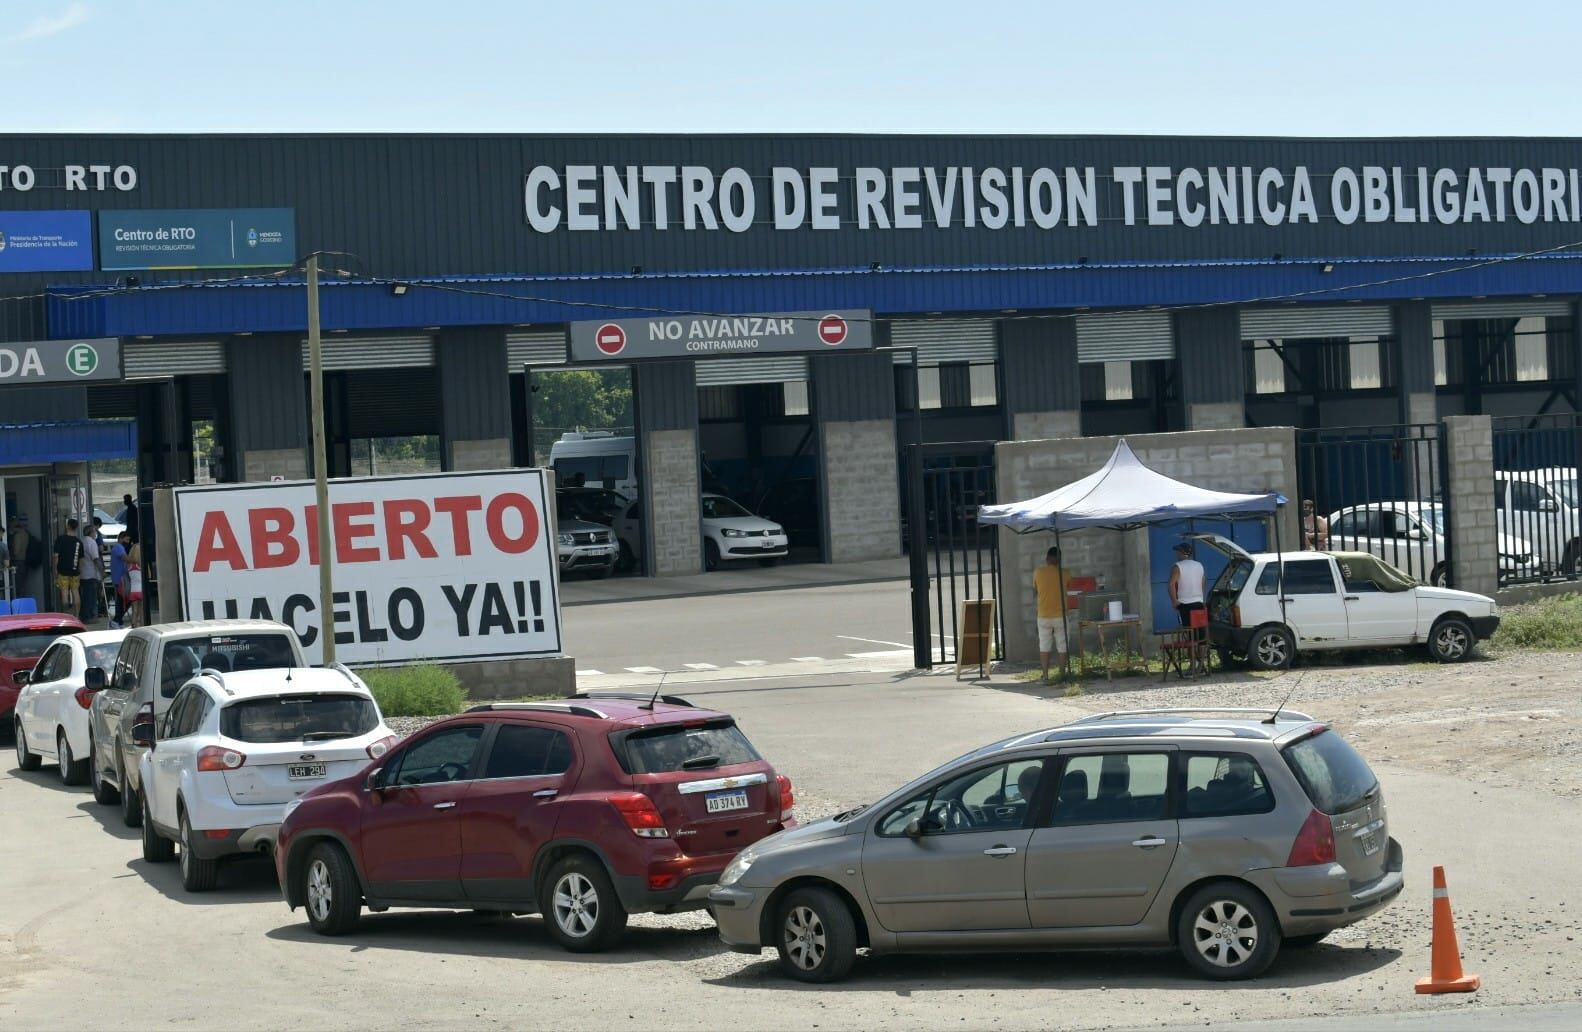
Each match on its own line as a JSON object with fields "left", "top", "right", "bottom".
{"left": 595, "top": 323, "right": 627, "bottom": 355}
{"left": 818, "top": 314, "right": 848, "bottom": 346}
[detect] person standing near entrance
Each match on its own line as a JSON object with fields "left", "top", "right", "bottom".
{"left": 1033, "top": 546, "right": 1069, "bottom": 682}
{"left": 53, "top": 519, "right": 84, "bottom": 615}
{"left": 80, "top": 522, "right": 103, "bottom": 624}
{"left": 1169, "top": 542, "right": 1207, "bottom": 624}
{"left": 1302, "top": 499, "right": 1329, "bottom": 551}
{"left": 110, "top": 531, "right": 130, "bottom": 628}
{"left": 118, "top": 493, "right": 140, "bottom": 544}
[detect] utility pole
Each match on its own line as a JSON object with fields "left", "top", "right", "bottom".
{"left": 305, "top": 254, "right": 337, "bottom": 665}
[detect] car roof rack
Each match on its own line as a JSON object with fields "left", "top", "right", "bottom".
{"left": 466, "top": 701, "right": 608, "bottom": 719}
{"left": 1069, "top": 707, "right": 1315, "bottom": 724}
{"left": 575, "top": 690, "right": 695, "bottom": 708}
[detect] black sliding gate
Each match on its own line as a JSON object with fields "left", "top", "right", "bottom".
{"left": 1491, "top": 412, "right": 1582, "bottom": 586}
{"left": 905, "top": 441, "right": 1003, "bottom": 669}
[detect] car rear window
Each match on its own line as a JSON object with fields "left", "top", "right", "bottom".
{"left": 85, "top": 642, "right": 122, "bottom": 675}
{"left": 1281, "top": 730, "right": 1378, "bottom": 815}
{"left": 0, "top": 630, "right": 68, "bottom": 659}
{"left": 220, "top": 694, "right": 378, "bottom": 744}
{"left": 619, "top": 719, "right": 761, "bottom": 774}
{"left": 1213, "top": 558, "right": 1254, "bottom": 595}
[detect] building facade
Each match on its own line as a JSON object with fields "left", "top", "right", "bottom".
{"left": 2, "top": 134, "right": 1580, "bottom": 576}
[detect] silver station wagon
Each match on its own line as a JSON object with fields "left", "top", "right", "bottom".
{"left": 709, "top": 709, "right": 1402, "bottom": 982}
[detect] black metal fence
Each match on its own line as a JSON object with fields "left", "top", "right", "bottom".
{"left": 1491, "top": 413, "right": 1582, "bottom": 586}
{"left": 1295, "top": 423, "right": 1451, "bottom": 586}
{"left": 905, "top": 442, "right": 1002, "bottom": 669}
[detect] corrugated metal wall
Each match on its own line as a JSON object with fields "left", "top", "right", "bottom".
{"left": 1001, "top": 317, "right": 1080, "bottom": 414}
{"left": 1394, "top": 301, "right": 1437, "bottom": 401}
{"left": 437, "top": 327, "right": 510, "bottom": 442}
{"left": 812, "top": 351, "right": 897, "bottom": 422}
{"left": 1174, "top": 307, "right": 1244, "bottom": 406}
{"left": 634, "top": 361, "right": 698, "bottom": 433}
{"left": 225, "top": 334, "right": 306, "bottom": 453}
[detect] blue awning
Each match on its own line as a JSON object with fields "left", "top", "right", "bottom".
{"left": 45, "top": 252, "right": 1582, "bottom": 339}
{"left": 0, "top": 420, "right": 137, "bottom": 465}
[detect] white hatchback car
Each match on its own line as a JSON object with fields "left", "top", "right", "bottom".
{"left": 1196, "top": 535, "right": 1499, "bottom": 670}
{"left": 134, "top": 666, "right": 396, "bottom": 892}
{"left": 614, "top": 493, "right": 790, "bottom": 571}
{"left": 13, "top": 629, "right": 129, "bottom": 785}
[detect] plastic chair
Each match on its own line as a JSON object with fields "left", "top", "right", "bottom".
{"left": 12, "top": 597, "right": 38, "bottom": 615}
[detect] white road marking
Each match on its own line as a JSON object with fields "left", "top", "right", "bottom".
{"left": 845, "top": 649, "right": 913, "bottom": 659}
{"left": 577, "top": 669, "right": 604, "bottom": 677}
{"left": 683, "top": 663, "right": 719, "bottom": 671}
{"left": 837, "top": 634, "right": 913, "bottom": 649}
{"left": 624, "top": 666, "right": 665, "bottom": 674}
{"left": 735, "top": 659, "right": 767, "bottom": 666}
{"left": 791, "top": 656, "right": 823, "bottom": 662}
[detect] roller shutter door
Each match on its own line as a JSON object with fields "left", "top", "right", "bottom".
{"left": 123, "top": 339, "right": 225, "bottom": 379}
{"left": 887, "top": 317, "right": 998, "bottom": 365}
{"left": 1075, "top": 311, "right": 1174, "bottom": 363}
{"left": 507, "top": 328, "right": 568, "bottom": 368}
{"left": 1431, "top": 299, "right": 1571, "bottom": 320}
{"left": 345, "top": 368, "right": 441, "bottom": 438}
{"left": 300, "top": 334, "right": 434, "bottom": 370}
{"left": 1240, "top": 306, "right": 1393, "bottom": 339}
{"left": 694, "top": 356, "right": 809, "bottom": 386}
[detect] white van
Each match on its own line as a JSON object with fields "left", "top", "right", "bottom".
{"left": 547, "top": 432, "right": 637, "bottom": 497}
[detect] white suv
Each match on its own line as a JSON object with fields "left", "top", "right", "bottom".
{"left": 1195, "top": 534, "right": 1499, "bottom": 670}
{"left": 134, "top": 666, "right": 396, "bottom": 892}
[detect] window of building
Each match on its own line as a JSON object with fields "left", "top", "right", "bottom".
{"left": 1103, "top": 361, "right": 1134, "bottom": 401}
{"left": 968, "top": 364, "right": 998, "bottom": 407}
{"left": 1348, "top": 340, "right": 1382, "bottom": 390}
{"left": 1432, "top": 334, "right": 1449, "bottom": 387}
{"left": 349, "top": 435, "right": 441, "bottom": 476}
{"left": 1432, "top": 315, "right": 1574, "bottom": 387}
{"left": 781, "top": 380, "right": 810, "bottom": 417}
{"left": 1251, "top": 344, "right": 1286, "bottom": 394}
{"left": 1514, "top": 316, "right": 1549, "bottom": 382}
{"left": 917, "top": 366, "right": 942, "bottom": 410}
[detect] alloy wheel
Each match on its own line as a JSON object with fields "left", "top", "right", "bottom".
{"left": 180, "top": 816, "right": 192, "bottom": 878}
{"left": 306, "top": 858, "right": 333, "bottom": 923}
{"left": 552, "top": 872, "right": 599, "bottom": 938}
{"left": 783, "top": 905, "right": 827, "bottom": 972}
{"left": 1435, "top": 623, "right": 1469, "bottom": 659}
{"left": 1255, "top": 633, "right": 1288, "bottom": 668}
{"left": 1192, "top": 899, "right": 1260, "bottom": 968}
{"left": 15, "top": 724, "right": 25, "bottom": 767}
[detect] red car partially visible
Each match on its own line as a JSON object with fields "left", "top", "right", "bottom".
{"left": 1, "top": 614, "right": 87, "bottom": 724}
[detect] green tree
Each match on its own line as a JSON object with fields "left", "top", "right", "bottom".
{"left": 533, "top": 369, "right": 632, "bottom": 433}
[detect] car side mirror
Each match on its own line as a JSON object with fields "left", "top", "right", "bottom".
{"left": 904, "top": 818, "right": 924, "bottom": 840}
{"left": 365, "top": 767, "right": 384, "bottom": 792}
{"left": 12, "top": 670, "right": 29, "bottom": 687}
{"left": 84, "top": 667, "right": 106, "bottom": 691}
{"left": 131, "top": 720, "right": 155, "bottom": 749}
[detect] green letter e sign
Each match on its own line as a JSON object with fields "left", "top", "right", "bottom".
{"left": 66, "top": 343, "right": 99, "bottom": 376}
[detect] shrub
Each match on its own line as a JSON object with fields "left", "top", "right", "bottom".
{"left": 1491, "top": 594, "right": 1582, "bottom": 651}
{"left": 360, "top": 664, "right": 466, "bottom": 717}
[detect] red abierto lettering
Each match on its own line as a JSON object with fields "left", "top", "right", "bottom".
{"left": 249, "top": 507, "right": 300, "bottom": 569}
{"left": 305, "top": 505, "right": 320, "bottom": 565}
{"left": 433, "top": 495, "right": 483, "bottom": 556}
{"left": 192, "top": 510, "right": 248, "bottom": 573}
{"left": 486, "top": 493, "right": 540, "bottom": 554}
{"left": 333, "top": 501, "right": 381, "bottom": 563}
{"left": 384, "top": 498, "right": 438, "bottom": 560}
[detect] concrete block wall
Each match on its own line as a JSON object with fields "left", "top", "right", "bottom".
{"left": 1185, "top": 401, "right": 1247, "bottom": 431}
{"left": 1443, "top": 414, "right": 1499, "bottom": 598}
{"left": 995, "top": 426, "right": 1299, "bottom": 663}
{"left": 449, "top": 438, "right": 511, "bottom": 471}
{"left": 644, "top": 428, "right": 703, "bottom": 576}
{"left": 1011, "top": 410, "right": 1081, "bottom": 442}
{"left": 241, "top": 447, "right": 309, "bottom": 483}
{"left": 822, "top": 419, "right": 902, "bottom": 563}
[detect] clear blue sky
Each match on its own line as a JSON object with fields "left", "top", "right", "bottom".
{"left": 7, "top": 0, "right": 1582, "bottom": 135}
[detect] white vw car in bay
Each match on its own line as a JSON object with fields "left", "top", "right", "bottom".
{"left": 13, "top": 629, "right": 129, "bottom": 785}
{"left": 134, "top": 666, "right": 396, "bottom": 892}
{"left": 614, "top": 493, "right": 790, "bottom": 571}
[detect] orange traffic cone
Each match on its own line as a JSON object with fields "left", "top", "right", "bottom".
{"left": 1415, "top": 865, "right": 1480, "bottom": 994}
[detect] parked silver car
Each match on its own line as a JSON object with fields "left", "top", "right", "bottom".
{"left": 709, "top": 709, "right": 1402, "bottom": 982}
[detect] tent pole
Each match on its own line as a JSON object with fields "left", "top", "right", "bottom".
{"left": 1055, "top": 526, "right": 1071, "bottom": 677}
{"left": 1274, "top": 509, "right": 1287, "bottom": 627}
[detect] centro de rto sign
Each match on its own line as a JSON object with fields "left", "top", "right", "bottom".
{"left": 525, "top": 163, "right": 1582, "bottom": 232}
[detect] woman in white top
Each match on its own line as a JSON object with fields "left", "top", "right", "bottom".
{"left": 1169, "top": 541, "right": 1207, "bottom": 625}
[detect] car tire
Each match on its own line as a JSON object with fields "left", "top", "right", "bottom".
{"left": 1429, "top": 563, "right": 1449, "bottom": 588}
{"left": 1427, "top": 616, "right": 1475, "bottom": 663}
{"left": 775, "top": 886, "right": 858, "bottom": 983}
{"left": 616, "top": 541, "right": 637, "bottom": 573}
{"left": 58, "top": 731, "right": 87, "bottom": 786}
{"left": 1176, "top": 881, "right": 1281, "bottom": 980}
{"left": 1284, "top": 932, "right": 1329, "bottom": 948}
{"left": 1246, "top": 626, "right": 1295, "bottom": 671}
{"left": 178, "top": 809, "right": 220, "bottom": 892}
{"left": 141, "top": 796, "right": 174, "bottom": 863}
{"left": 303, "top": 842, "right": 362, "bottom": 935}
{"left": 540, "top": 854, "right": 628, "bottom": 953}
{"left": 14, "top": 720, "right": 41, "bottom": 771}
{"left": 704, "top": 539, "right": 721, "bottom": 572}
{"left": 119, "top": 755, "right": 142, "bottom": 828}
{"left": 90, "top": 732, "right": 119, "bottom": 805}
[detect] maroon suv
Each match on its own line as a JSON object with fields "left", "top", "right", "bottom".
{"left": 275, "top": 692, "right": 794, "bottom": 951}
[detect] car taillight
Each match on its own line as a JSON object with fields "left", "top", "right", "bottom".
{"left": 1231, "top": 605, "right": 1242, "bottom": 628}
{"left": 1285, "top": 808, "right": 1337, "bottom": 867}
{"left": 608, "top": 791, "right": 668, "bottom": 838}
{"left": 74, "top": 686, "right": 95, "bottom": 710}
{"left": 197, "top": 746, "right": 246, "bottom": 772}
{"left": 366, "top": 735, "right": 399, "bottom": 759}
{"left": 777, "top": 774, "right": 794, "bottom": 818}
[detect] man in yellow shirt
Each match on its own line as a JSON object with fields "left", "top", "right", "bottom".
{"left": 1033, "top": 546, "right": 1068, "bottom": 682}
